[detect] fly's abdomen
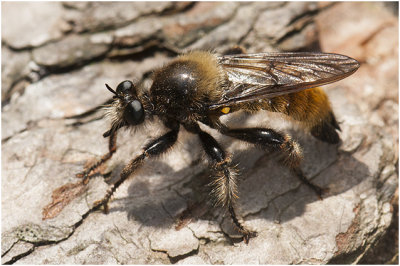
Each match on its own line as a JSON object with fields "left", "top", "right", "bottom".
{"left": 242, "top": 87, "right": 341, "bottom": 144}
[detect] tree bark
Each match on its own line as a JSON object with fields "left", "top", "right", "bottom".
{"left": 2, "top": 2, "right": 398, "bottom": 264}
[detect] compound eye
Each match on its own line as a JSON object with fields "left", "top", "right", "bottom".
{"left": 116, "top": 80, "right": 134, "bottom": 95}
{"left": 124, "top": 100, "right": 144, "bottom": 125}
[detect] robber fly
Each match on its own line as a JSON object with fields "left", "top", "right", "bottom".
{"left": 77, "top": 49, "right": 359, "bottom": 243}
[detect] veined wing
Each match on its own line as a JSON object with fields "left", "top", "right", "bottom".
{"left": 210, "top": 52, "right": 359, "bottom": 108}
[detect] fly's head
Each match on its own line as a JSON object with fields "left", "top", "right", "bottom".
{"left": 104, "top": 80, "right": 145, "bottom": 136}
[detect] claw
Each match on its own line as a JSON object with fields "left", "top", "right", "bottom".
{"left": 243, "top": 230, "right": 257, "bottom": 244}
{"left": 93, "top": 198, "right": 110, "bottom": 214}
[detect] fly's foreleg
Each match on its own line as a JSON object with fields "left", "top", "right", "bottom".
{"left": 76, "top": 128, "right": 118, "bottom": 184}
{"left": 94, "top": 128, "right": 179, "bottom": 212}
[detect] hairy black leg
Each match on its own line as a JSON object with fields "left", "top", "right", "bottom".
{"left": 76, "top": 128, "right": 118, "bottom": 184}
{"left": 221, "top": 127, "right": 324, "bottom": 198}
{"left": 94, "top": 127, "right": 179, "bottom": 212}
{"left": 196, "top": 128, "right": 256, "bottom": 243}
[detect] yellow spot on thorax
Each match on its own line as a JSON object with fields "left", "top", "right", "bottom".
{"left": 221, "top": 107, "right": 230, "bottom": 114}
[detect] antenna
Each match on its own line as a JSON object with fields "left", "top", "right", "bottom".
{"left": 105, "top": 84, "right": 124, "bottom": 100}
{"left": 105, "top": 84, "right": 117, "bottom": 95}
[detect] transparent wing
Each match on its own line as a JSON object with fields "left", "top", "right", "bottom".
{"left": 210, "top": 52, "right": 359, "bottom": 108}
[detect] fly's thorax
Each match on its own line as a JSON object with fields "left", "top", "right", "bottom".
{"left": 150, "top": 51, "right": 227, "bottom": 120}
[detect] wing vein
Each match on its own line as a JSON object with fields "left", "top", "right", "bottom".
{"left": 210, "top": 52, "right": 359, "bottom": 108}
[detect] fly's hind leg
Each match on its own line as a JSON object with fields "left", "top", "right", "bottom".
{"left": 221, "top": 127, "right": 325, "bottom": 199}
{"left": 190, "top": 124, "right": 256, "bottom": 243}
{"left": 76, "top": 128, "right": 118, "bottom": 184}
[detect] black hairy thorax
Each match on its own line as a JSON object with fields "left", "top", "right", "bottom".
{"left": 150, "top": 60, "right": 214, "bottom": 123}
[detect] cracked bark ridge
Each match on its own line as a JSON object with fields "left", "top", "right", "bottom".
{"left": 1, "top": 2, "right": 65, "bottom": 49}
{"left": 2, "top": 2, "right": 398, "bottom": 264}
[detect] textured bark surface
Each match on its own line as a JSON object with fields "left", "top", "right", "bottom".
{"left": 2, "top": 2, "right": 398, "bottom": 264}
